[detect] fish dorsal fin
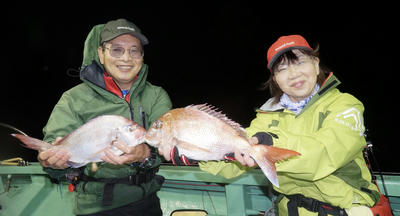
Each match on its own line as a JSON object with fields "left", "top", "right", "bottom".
{"left": 186, "top": 104, "right": 248, "bottom": 139}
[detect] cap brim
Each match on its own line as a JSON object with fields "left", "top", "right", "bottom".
{"left": 101, "top": 32, "right": 149, "bottom": 45}
{"left": 268, "top": 46, "right": 312, "bottom": 70}
{"left": 128, "top": 32, "right": 149, "bottom": 45}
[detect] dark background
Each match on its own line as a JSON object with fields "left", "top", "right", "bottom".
{"left": 1, "top": 3, "right": 398, "bottom": 172}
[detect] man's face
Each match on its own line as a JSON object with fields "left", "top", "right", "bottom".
{"left": 98, "top": 34, "right": 143, "bottom": 90}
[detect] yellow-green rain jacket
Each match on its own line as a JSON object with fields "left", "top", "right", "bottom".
{"left": 199, "top": 73, "right": 380, "bottom": 215}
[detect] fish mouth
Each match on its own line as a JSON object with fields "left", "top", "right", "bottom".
{"left": 143, "top": 136, "right": 159, "bottom": 147}
{"left": 137, "top": 136, "right": 146, "bottom": 144}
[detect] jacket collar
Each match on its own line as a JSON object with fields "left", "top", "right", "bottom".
{"left": 80, "top": 60, "right": 106, "bottom": 88}
{"left": 103, "top": 73, "right": 137, "bottom": 102}
{"left": 258, "top": 72, "right": 340, "bottom": 113}
{"left": 80, "top": 60, "right": 148, "bottom": 99}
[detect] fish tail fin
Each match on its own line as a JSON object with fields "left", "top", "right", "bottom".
{"left": 249, "top": 145, "right": 300, "bottom": 188}
{"left": 11, "top": 133, "right": 52, "bottom": 151}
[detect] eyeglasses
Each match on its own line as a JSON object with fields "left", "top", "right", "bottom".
{"left": 104, "top": 46, "right": 143, "bottom": 59}
{"left": 274, "top": 58, "right": 314, "bottom": 74}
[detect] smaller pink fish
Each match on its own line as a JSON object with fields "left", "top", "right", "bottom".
{"left": 12, "top": 115, "right": 146, "bottom": 168}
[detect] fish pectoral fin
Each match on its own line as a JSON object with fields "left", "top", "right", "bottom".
{"left": 85, "top": 147, "right": 109, "bottom": 161}
{"left": 173, "top": 138, "right": 211, "bottom": 153}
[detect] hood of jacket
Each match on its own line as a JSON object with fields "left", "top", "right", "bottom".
{"left": 81, "top": 24, "right": 104, "bottom": 69}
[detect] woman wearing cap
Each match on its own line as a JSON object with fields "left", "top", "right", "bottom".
{"left": 199, "top": 35, "right": 381, "bottom": 216}
{"left": 37, "top": 18, "right": 171, "bottom": 215}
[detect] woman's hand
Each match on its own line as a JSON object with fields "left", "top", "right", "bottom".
{"left": 234, "top": 136, "right": 258, "bottom": 167}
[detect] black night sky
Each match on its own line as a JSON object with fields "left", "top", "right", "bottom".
{"left": 1, "top": 3, "right": 398, "bottom": 172}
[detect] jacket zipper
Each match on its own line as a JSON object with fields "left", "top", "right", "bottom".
{"left": 109, "top": 79, "right": 135, "bottom": 121}
{"left": 139, "top": 106, "right": 146, "bottom": 129}
{"left": 126, "top": 100, "right": 134, "bottom": 121}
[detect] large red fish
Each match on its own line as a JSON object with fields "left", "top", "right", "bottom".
{"left": 145, "top": 104, "right": 300, "bottom": 187}
{"left": 12, "top": 115, "right": 146, "bottom": 168}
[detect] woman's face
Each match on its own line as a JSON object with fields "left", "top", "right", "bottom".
{"left": 273, "top": 49, "right": 320, "bottom": 102}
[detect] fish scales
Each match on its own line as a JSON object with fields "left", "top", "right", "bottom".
{"left": 172, "top": 106, "right": 246, "bottom": 159}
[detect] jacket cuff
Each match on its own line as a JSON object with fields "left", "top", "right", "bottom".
{"left": 253, "top": 132, "right": 275, "bottom": 146}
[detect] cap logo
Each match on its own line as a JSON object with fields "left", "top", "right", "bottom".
{"left": 275, "top": 41, "right": 295, "bottom": 51}
{"left": 117, "top": 26, "right": 135, "bottom": 32}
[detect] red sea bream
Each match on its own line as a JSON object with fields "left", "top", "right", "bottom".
{"left": 12, "top": 115, "right": 146, "bottom": 168}
{"left": 145, "top": 104, "right": 300, "bottom": 187}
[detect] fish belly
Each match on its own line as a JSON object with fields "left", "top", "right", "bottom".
{"left": 175, "top": 130, "right": 237, "bottom": 161}
{"left": 63, "top": 126, "right": 117, "bottom": 165}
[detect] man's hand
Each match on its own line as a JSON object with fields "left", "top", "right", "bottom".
{"left": 101, "top": 140, "right": 150, "bottom": 165}
{"left": 37, "top": 137, "right": 71, "bottom": 169}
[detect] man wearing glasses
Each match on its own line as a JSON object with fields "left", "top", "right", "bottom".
{"left": 38, "top": 18, "right": 172, "bottom": 215}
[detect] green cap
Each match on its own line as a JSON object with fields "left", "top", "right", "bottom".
{"left": 100, "top": 18, "right": 149, "bottom": 45}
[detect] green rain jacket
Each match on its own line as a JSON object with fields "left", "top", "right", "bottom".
{"left": 199, "top": 74, "right": 379, "bottom": 215}
{"left": 42, "top": 24, "right": 172, "bottom": 215}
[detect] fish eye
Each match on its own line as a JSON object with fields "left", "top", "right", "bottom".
{"left": 154, "top": 120, "right": 162, "bottom": 129}
{"left": 127, "top": 125, "right": 135, "bottom": 132}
